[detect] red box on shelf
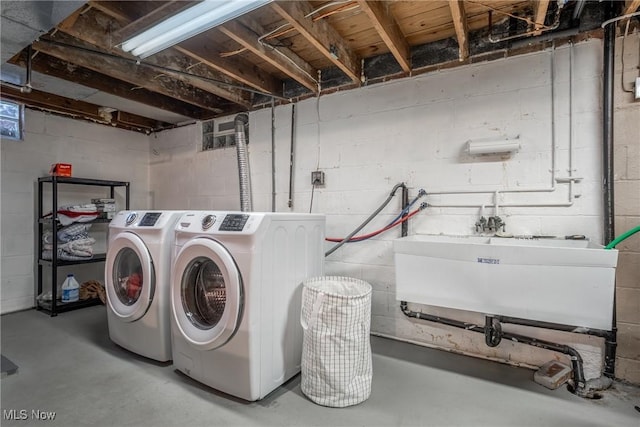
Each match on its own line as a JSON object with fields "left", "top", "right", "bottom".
{"left": 49, "top": 163, "right": 72, "bottom": 177}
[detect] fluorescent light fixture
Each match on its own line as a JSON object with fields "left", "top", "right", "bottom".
{"left": 121, "top": 0, "right": 272, "bottom": 58}
{"left": 467, "top": 139, "right": 520, "bottom": 156}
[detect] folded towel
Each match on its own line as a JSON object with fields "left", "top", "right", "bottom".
{"left": 42, "top": 249, "right": 93, "bottom": 261}
{"left": 58, "top": 204, "right": 98, "bottom": 212}
{"left": 57, "top": 211, "right": 99, "bottom": 226}
{"left": 57, "top": 224, "right": 92, "bottom": 242}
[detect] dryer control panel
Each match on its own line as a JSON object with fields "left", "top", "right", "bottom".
{"left": 219, "top": 214, "right": 249, "bottom": 231}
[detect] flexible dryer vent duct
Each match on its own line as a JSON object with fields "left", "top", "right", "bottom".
{"left": 235, "top": 113, "right": 252, "bottom": 212}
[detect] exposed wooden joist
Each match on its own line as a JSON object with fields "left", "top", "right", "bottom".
{"left": 86, "top": 1, "right": 129, "bottom": 23}
{"left": 32, "top": 35, "right": 228, "bottom": 114}
{"left": 175, "top": 38, "right": 281, "bottom": 95}
{"left": 0, "top": 85, "right": 171, "bottom": 133}
{"left": 102, "top": 0, "right": 279, "bottom": 95}
{"left": 116, "top": 111, "right": 168, "bottom": 129}
{"left": 357, "top": 1, "right": 411, "bottom": 72}
{"left": 9, "top": 50, "right": 213, "bottom": 120}
{"left": 112, "top": 1, "right": 196, "bottom": 40}
{"left": 624, "top": 0, "right": 640, "bottom": 14}
{"left": 271, "top": 0, "right": 361, "bottom": 84}
{"left": 219, "top": 18, "right": 319, "bottom": 93}
{"left": 533, "top": 0, "right": 551, "bottom": 36}
{"left": 57, "top": 7, "right": 251, "bottom": 108}
{"left": 448, "top": 0, "right": 469, "bottom": 61}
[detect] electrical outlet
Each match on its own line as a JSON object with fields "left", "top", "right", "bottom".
{"left": 311, "top": 171, "right": 325, "bottom": 186}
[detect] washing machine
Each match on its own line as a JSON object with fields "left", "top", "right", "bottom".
{"left": 105, "top": 210, "right": 185, "bottom": 362}
{"left": 170, "top": 211, "right": 325, "bottom": 401}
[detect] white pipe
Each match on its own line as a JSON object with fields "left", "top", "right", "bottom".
{"left": 601, "top": 11, "right": 640, "bottom": 28}
{"left": 429, "top": 46, "right": 580, "bottom": 209}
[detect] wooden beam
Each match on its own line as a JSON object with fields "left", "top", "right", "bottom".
{"left": 32, "top": 35, "right": 229, "bottom": 114}
{"left": 534, "top": 0, "right": 551, "bottom": 36}
{"left": 105, "top": 1, "right": 278, "bottom": 94}
{"left": 448, "top": 0, "right": 469, "bottom": 61}
{"left": 113, "top": 1, "right": 196, "bottom": 41}
{"left": 58, "top": 7, "right": 251, "bottom": 108}
{"left": 357, "top": 1, "right": 411, "bottom": 72}
{"left": 8, "top": 50, "right": 214, "bottom": 120}
{"left": 0, "top": 85, "right": 172, "bottom": 133}
{"left": 271, "top": 0, "right": 361, "bottom": 84}
{"left": 624, "top": 0, "right": 640, "bottom": 14}
{"left": 219, "top": 19, "right": 318, "bottom": 93}
{"left": 116, "top": 110, "right": 168, "bottom": 130}
{"left": 86, "top": 1, "right": 129, "bottom": 24}
{"left": 175, "top": 37, "right": 281, "bottom": 95}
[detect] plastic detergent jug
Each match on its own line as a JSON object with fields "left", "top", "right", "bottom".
{"left": 61, "top": 274, "right": 80, "bottom": 303}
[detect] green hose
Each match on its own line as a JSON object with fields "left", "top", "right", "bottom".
{"left": 605, "top": 225, "right": 640, "bottom": 249}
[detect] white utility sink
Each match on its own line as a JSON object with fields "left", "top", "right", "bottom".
{"left": 394, "top": 235, "right": 619, "bottom": 330}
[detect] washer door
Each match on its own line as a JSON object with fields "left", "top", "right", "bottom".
{"left": 171, "top": 238, "right": 243, "bottom": 351}
{"left": 105, "top": 232, "right": 155, "bottom": 322}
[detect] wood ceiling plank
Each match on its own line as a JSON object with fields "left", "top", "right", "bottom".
{"left": 0, "top": 85, "right": 171, "bottom": 132}
{"left": 94, "top": 1, "right": 275, "bottom": 97}
{"left": 113, "top": 1, "right": 196, "bottom": 41}
{"left": 219, "top": 18, "right": 319, "bottom": 93}
{"left": 534, "top": 0, "right": 551, "bottom": 36}
{"left": 624, "top": 0, "right": 640, "bottom": 13}
{"left": 449, "top": 0, "right": 469, "bottom": 61}
{"left": 60, "top": 7, "right": 252, "bottom": 108}
{"left": 106, "top": 1, "right": 279, "bottom": 95}
{"left": 357, "top": 1, "right": 411, "bottom": 72}
{"left": 272, "top": 0, "right": 361, "bottom": 84}
{"left": 32, "top": 35, "right": 229, "bottom": 113}
{"left": 8, "top": 50, "right": 212, "bottom": 120}
{"left": 174, "top": 37, "right": 281, "bottom": 95}
{"left": 87, "top": 0, "right": 129, "bottom": 23}
{"left": 115, "top": 110, "right": 168, "bottom": 129}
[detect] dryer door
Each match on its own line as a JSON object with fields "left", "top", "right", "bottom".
{"left": 171, "top": 238, "right": 243, "bottom": 351}
{"left": 105, "top": 232, "right": 155, "bottom": 322}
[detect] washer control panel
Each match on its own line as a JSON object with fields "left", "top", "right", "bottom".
{"left": 138, "top": 212, "right": 162, "bottom": 226}
{"left": 219, "top": 214, "right": 249, "bottom": 232}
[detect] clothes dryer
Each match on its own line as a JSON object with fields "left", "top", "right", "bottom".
{"left": 105, "top": 210, "right": 184, "bottom": 361}
{"left": 170, "top": 211, "right": 325, "bottom": 401}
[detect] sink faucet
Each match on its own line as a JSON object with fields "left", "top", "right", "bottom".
{"left": 488, "top": 216, "right": 505, "bottom": 232}
{"left": 476, "top": 215, "right": 506, "bottom": 233}
{"left": 475, "top": 216, "right": 488, "bottom": 232}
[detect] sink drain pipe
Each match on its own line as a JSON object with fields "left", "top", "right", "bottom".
{"left": 399, "top": 302, "right": 592, "bottom": 397}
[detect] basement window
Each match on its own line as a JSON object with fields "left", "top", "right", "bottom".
{"left": 202, "top": 118, "right": 246, "bottom": 151}
{"left": 0, "top": 100, "right": 23, "bottom": 140}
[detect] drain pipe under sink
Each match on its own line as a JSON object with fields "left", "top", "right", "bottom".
{"left": 398, "top": 302, "right": 602, "bottom": 397}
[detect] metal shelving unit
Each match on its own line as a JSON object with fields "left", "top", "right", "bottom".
{"left": 36, "top": 176, "right": 130, "bottom": 316}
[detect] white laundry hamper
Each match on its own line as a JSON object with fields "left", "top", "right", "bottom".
{"left": 300, "top": 276, "right": 373, "bottom": 407}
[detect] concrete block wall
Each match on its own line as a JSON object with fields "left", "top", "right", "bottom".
{"left": 613, "top": 32, "right": 640, "bottom": 384}
{"left": 149, "top": 123, "right": 242, "bottom": 210}
{"left": 0, "top": 110, "right": 151, "bottom": 314}
{"left": 150, "top": 39, "right": 617, "bottom": 379}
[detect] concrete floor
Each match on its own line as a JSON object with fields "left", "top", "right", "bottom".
{"left": 1, "top": 306, "right": 639, "bottom": 427}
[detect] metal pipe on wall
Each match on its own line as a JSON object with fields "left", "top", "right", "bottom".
{"left": 234, "top": 113, "right": 252, "bottom": 212}
{"left": 288, "top": 104, "right": 296, "bottom": 209}
{"left": 271, "top": 98, "right": 276, "bottom": 212}
{"left": 601, "top": 0, "right": 618, "bottom": 378}
{"left": 602, "top": 1, "right": 616, "bottom": 246}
